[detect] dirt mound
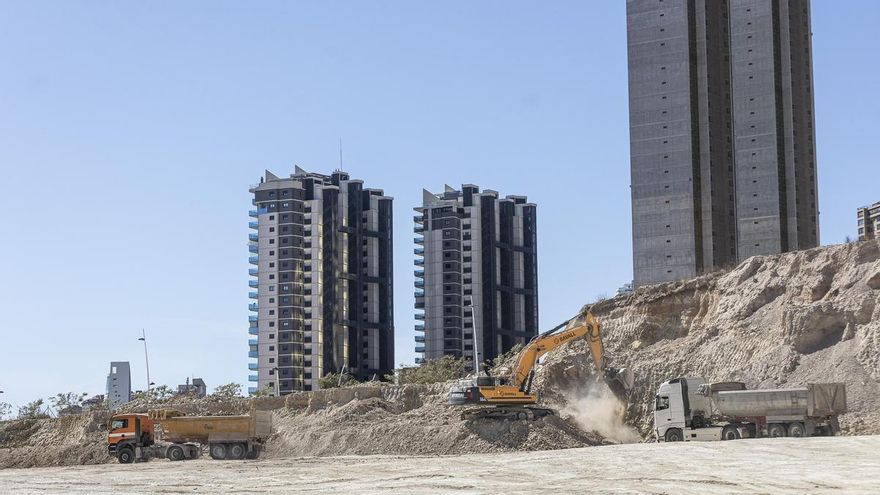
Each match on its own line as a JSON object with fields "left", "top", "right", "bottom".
{"left": 0, "top": 412, "right": 112, "bottom": 469}
{"left": 535, "top": 240, "right": 880, "bottom": 437}
{"left": 265, "top": 383, "right": 603, "bottom": 458}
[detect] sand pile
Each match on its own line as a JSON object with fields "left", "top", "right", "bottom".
{"left": 534, "top": 240, "right": 880, "bottom": 437}
{"left": 264, "top": 383, "right": 604, "bottom": 458}
{"left": 0, "top": 412, "right": 112, "bottom": 469}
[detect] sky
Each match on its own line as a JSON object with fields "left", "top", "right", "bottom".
{"left": 0, "top": 1, "right": 878, "bottom": 412}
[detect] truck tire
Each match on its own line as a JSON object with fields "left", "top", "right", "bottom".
{"left": 787, "top": 422, "right": 805, "bottom": 437}
{"left": 167, "top": 446, "right": 185, "bottom": 461}
{"left": 768, "top": 423, "right": 787, "bottom": 438}
{"left": 117, "top": 447, "right": 135, "bottom": 464}
{"left": 209, "top": 443, "right": 227, "bottom": 460}
{"left": 246, "top": 445, "right": 261, "bottom": 460}
{"left": 664, "top": 429, "right": 683, "bottom": 442}
{"left": 721, "top": 425, "right": 741, "bottom": 441}
{"left": 229, "top": 443, "right": 246, "bottom": 460}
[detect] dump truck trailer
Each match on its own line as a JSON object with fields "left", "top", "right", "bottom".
{"left": 654, "top": 377, "right": 846, "bottom": 442}
{"left": 108, "top": 409, "right": 272, "bottom": 463}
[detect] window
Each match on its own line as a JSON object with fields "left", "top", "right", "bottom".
{"left": 111, "top": 419, "right": 128, "bottom": 430}
{"left": 269, "top": 334, "right": 274, "bottom": 339}
{"left": 655, "top": 395, "right": 669, "bottom": 411}
{"left": 269, "top": 227, "right": 275, "bottom": 232}
{"left": 269, "top": 346, "right": 275, "bottom": 351}
{"left": 269, "top": 215, "right": 274, "bottom": 220}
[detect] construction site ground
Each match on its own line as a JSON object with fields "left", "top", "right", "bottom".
{"left": 1, "top": 436, "right": 877, "bottom": 494}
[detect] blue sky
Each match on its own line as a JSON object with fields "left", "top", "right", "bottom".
{"left": 0, "top": 1, "right": 877, "bottom": 411}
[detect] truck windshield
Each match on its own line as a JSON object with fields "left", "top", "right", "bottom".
{"left": 110, "top": 419, "right": 128, "bottom": 430}
{"left": 655, "top": 395, "right": 669, "bottom": 411}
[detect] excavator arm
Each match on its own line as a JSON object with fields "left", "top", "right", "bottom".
{"left": 511, "top": 307, "right": 633, "bottom": 399}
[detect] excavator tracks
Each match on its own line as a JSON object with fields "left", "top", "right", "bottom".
{"left": 460, "top": 406, "right": 556, "bottom": 421}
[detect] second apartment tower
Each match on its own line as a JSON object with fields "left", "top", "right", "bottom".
{"left": 249, "top": 167, "right": 394, "bottom": 395}
{"left": 627, "top": 0, "right": 820, "bottom": 286}
{"left": 414, "top": 185, "right": 538, "bottom": 367}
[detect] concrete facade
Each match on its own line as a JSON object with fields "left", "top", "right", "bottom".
{"left": 857, "top": 202, "right": 880, "bottom": 241}
{"left": 627, "top": 0, "right": 819, "bottom": 287}
{"left": 249, "top": 167, "right": 394, "bottom": 395}
{"left": 105, "top": 362, "right": 131, "bottom": 410}
{"left": 414, "top": 185, "right": 537, "bottom": 369}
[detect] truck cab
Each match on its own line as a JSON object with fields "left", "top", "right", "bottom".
{"left": 654, "top": 377, "right": 714, "bottom": 442}
{"left": 107, "top": 413, "right": 154, "bottom": 463}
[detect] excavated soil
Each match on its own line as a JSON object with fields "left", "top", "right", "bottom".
{"left": 535, "top": 240, "right": 880, "bottom": 437}
{"left": 2, "top": 240, "right": 878, "bottom": 469}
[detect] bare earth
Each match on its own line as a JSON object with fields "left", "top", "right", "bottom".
{"left": 1, "top": 436, "right": 877, "bottom": 494}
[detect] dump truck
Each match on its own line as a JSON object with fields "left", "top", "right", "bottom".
{"left": 108, "top": 409, "right": 272, "bottom": 463}
{"left": 654, "top": 377, "right": 846, "bottom": 442}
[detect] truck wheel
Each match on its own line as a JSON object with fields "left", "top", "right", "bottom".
{"left": 246, "top": 445, "right": 261, "bottom": 460}
{"left": 721, "top": 426, "right": 741, "bottom": 441}
{"left": 229, "top": 443, "right": 246, "bottom": 460}
{"left": 209, "top": 443, "right": 227, "bottom": 460}
{"left": 768, "top": 423, "right": 787, "bottom": 438}
{"left": 167, "top": 446, "right": 185, "bottom": 461}
{"left": 787, "top": 422, "right": 805, "bottom": 437}
{"left": 664, "top": 429, "right": 683, "bottom": 442}
{"left": 117, "top": 448, "right": 135, "bottom": 464}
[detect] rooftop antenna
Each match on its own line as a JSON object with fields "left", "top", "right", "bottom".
{"left": 339, "top": 138, "right": 343, "bottom": 169}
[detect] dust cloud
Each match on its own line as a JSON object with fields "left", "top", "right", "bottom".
{"left": 561, "top": 383, "right": 641, "bottom": 444}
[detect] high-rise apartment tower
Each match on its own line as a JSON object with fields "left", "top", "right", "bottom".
{"left": 627, "top": 0, "right": 819, "bottom": 286}
{"left": 248, "top": 167, "right": 394, "bottom": 395}
{"left": 414, "top": 185, "right": 538, "bottom": 368}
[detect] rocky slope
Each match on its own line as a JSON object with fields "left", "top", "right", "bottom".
{"left": 536, "top": 240, "right": 880, "bottom": 436}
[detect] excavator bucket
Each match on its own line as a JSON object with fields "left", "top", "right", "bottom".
{"left": 604, "top": 367, "right": 634, "bottom": 401}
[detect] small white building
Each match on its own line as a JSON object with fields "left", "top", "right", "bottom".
{"left": 106, "top": 362, "right": 131, "bottom": 409}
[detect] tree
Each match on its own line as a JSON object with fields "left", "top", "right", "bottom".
{"left": 317, "top": 371, "right": 359, "bottom": 389}
{"left": 391, "top": 355, "right": 468, "bottom": 385}
{"left": 0, "top": 402, "right": 11, "bottom": 420}
{"left": 130, "top": 385, "right": 174, "bottom": 403}
{"left": 49, "top": 392, "right": 88, "bottom": 413}
{"left": 18, "top": 399, "right": 49, "bottom": 419}
{"left": 211, "top": 382, "right": 242, "bottom": 399}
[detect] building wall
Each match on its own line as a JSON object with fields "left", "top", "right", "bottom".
{"left": 857, "top": 203, "right": 880, "bottom": 241}
{"left": 415, "top": 185, "right": 537, "bottom": 368}
{"left": 249, "top": 168, "right": 393, "bottom": 395}
{"left": 627, "top": 0, "right": 819, "bottom": 287}
{"left": 106, "top": 361, "right": 131, "bottom": 409}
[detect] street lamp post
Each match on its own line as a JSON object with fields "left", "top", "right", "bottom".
{"left": 138, "top": 329, "right": 151, "bottom": 392}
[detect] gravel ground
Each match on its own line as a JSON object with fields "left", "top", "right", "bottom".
{"left": 1, "top": 436, "right": 877, "bottom": 494}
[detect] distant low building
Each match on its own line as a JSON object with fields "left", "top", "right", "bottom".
{"left": 106, "top": 362, "right": 131, "bottom": 409}
{"left": 81, "top": 394, "right": 105, "bottom": 412}
{"left": 177, "top": 378, "right": 207, "bottom": 398}
{"left": 857, "top": 202, "right": 880, "bottom": 241}
{"left": 617, "top": 283, "right": 634, "bottom": 296}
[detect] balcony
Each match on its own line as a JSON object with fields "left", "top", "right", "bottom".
{"left": 415, "top": 346, "right": 425, "bottom": 353}
{"left": 415, "top": 324, "right": 425, "bottom": 332}
{"left": 249, "top": 291, "right": 258, "bottom": 299}
{"left": 248, "top": 221, "right": 258, "bottom": 230}
{"left": 414, "top": 236, "right": 424, "bottom": 245}
{"left": 249, "top": 303, "right": 258, "bottom": 312}
{"left": 249, "top": 256, "right": 258, "bottom": 265}
{"left": 248, "top": 244, "right": 258, "bottom": 253}
{"left": 248, "top": 315, "right": 258, "bottom": 322}
{"left": 414, "top": 225, "right": 424, "bottom": 233}
{"left": 414, "top": 258, "right": 424, "bottom": 266}
{"left": 248, "top": 362, "right": 258, "bottom": 371}
{"left": 249, "top": 233, "right": 258, "bottom": 242}
{"left": 248, "top": 350, "right": 258, "bottom": 358}
{"left": 414, "top": 247, "right": 424, "bottom": 255}
{"left": 415, "top": 357, "right": 425, "bottom": 364}
{"left": 248, "top": 268, "right": 259, "bottom": 276}
{"left": 248, "top": 374, "right": 258, "bottom": 382}
{"left": 414, "top": 301, "right": 425, "bottom": 309}
{"left": 414, "top": 280, "right": 424, "bottom": 289}
{"left": 249, "top": 280, "right": 258, "bottom": 288}
{"left": 248, "top": 387, "right": 257, "bottom": 395}
{"left": 413, "top": 215, "right": 424, "bottom": 223}
{"left": 248, "top": 339, "right": 258, "bottom": 346}
{"left": 414, "top": 290, "right": 424, "bottom": 298}
{"left": 415, "top": 313, "right": 425, "bottom": 321}
{"left": 248, "top": 326, "right": 258, "bottom": 335}
{"left": 249, "top": 207, "right": 268, "bottom": 217}
{"left": 415, "top": 335, "right": 425, "bottom": 343}
{"left": 414, "top": 269, "right": 424, "bottom": 278}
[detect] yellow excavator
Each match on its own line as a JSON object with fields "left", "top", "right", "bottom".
{"left": 450, "top": 306, "right": 634, "bottom": 420}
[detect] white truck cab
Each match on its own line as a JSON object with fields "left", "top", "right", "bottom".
{"left": 654, "top": 377, "right": 731, "bottom": 442}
